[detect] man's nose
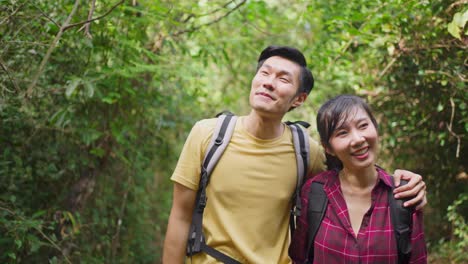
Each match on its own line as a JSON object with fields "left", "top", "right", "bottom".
{"left": 262, "top": 75, "right": 275, "bottom": 90}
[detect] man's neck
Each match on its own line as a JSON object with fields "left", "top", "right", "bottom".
{"left": 244, "top": 110, "right": 284, "bottom": 140}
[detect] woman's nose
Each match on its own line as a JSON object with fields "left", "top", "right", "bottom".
{"left": 350, "top": 130, "right": 365, "bottom": 145}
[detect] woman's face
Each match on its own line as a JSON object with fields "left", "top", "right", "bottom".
{"left": 326, "top": 107, "right": 379, "bottom": 172}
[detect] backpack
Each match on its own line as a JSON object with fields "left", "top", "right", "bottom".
{"left": 186, "top": 111, "right": 311, "bottom": 264}
{"left": 303, "top": 177, "right": 414, "bottom": 264}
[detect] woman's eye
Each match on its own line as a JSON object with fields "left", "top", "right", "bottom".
{"left": 336, "top": 130, "right": 347, "bottom": 136}
{"left": 360, "top": 123, "right": 369, "bottom": 129}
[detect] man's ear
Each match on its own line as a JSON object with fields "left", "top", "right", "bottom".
{"left": 292, "top": 92, "right": 307, "bottom": 108}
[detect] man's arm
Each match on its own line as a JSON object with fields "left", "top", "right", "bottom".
{"left": 162, "top": 183, "right": 197, "bottom": 263}
{"left": 392, "top": 169, "right": 427, "bottom": 210}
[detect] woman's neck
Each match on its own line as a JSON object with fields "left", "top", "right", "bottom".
{"left": 339, "top": 166, "right": 378, "bottom": 190}
{"left": 244, "top": 110, "right": 284, "bottom": 139}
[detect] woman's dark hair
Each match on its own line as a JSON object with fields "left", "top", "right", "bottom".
{"left": 316, "top": 95, "right": 379, "bottom": 170}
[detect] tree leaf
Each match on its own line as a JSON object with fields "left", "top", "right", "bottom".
{"left": 65, "top": 78, "right": 81, "bottom": 98}
{"left": 447, "top": 21, "right": 461, "bottom": 40}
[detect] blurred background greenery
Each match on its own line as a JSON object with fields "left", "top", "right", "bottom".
{"left": 0, "top": 0, "right": 466, "bottom": 263}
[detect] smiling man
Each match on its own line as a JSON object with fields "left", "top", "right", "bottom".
{"left": 162, "top": 46, "right": 427, "bottom": 263}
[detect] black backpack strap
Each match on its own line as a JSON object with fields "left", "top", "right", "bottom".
{"left": 200, "top": 244, "right": 242, "bottom": 264}
{"left": 286, "top": 121, "right": 310, "bottom": 232}
{"left": 186, "top": 112, "right": 241, "bottom": 264}
{"left": 389, "top": 179, "right": 414, "bottom": 264}
{"left": 305, "top": 181, "right": 328, "bottom": 263}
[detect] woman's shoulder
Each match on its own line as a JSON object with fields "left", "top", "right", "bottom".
{"left": 302, "top": 170, "right": 338, "bottom": 192}
{"left": 375, "top": 166, "right": 395, "bottom": 187}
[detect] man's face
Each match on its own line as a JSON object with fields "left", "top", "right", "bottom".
{"left": 249, "top": 56, "right": 306, "bottom": 116}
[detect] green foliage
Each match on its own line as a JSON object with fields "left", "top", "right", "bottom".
{"left": 447, "top": 9, "right": 468, "bottom": 40}
{"left": 429, "top": 193, "right": 468, "bottom": 263}
{"left": 0, "top": 0, "right": 466, "bottom": 262}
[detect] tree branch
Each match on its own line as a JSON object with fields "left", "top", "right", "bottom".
{"left": 110, "top": 172, "right": 132, "bottom": 262}
{"left": 171, "top": 0, "right": 246, "bottom": 37}
{"left": 33, "top": 4, "right": 60, "bottom": 28}
{"left": 26, "top": 0, "right": 81, "bottom": 98}
{"left": 79, "top": 0, "right": 97, "bottom": 38}
{"left": 0, "top": 2, "right": 26, "bottom": 26}
{"left": 332, "top": 2, "right": 389, "bottom": 62}
{"left": 62, "top": 0, "right": 125, "bottom": 32}
{"left": 446, "top": 97, "right": 463, "bottom": 158}
{"left": 197, "top": 0, "right": 237, "bottom": 17}
{"left": 446, "top": 0, "right": 468, "bottom": 13}
{"left": 0, "top": 57, "right": 20, "bottom": 93}
{"left": 377, "top": 56, "right": 400, "bottom": 80}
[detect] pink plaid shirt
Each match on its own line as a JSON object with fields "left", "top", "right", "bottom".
{"left": 289, "top": 168, "right": 427, "bottom": 264}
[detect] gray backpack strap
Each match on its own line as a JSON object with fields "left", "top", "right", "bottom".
{"left": 288, "top": 122, "right": 310, "bottom": 218}
{"left": 286, "top": 121, "right": 310, "bottom": 237}
{"left": 202, "top": 113, "right": 238, "bottom": 177}
{"left": 186, "top": 112, "right": 241, "bottom": 264}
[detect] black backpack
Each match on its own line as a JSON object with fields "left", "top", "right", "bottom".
{"left": 186, "top": 112, "right": 311, "bottom": 264}
{"left": 303, "top": 177, "right": 414, "bottom": 264}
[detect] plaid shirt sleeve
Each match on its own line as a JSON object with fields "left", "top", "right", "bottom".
{"left": 410, "top": 210, "right": 427, "bottom": 263}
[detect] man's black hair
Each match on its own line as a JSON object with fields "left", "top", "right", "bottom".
{"left": 256, "top": 45, "right": 314, "bottom": 95}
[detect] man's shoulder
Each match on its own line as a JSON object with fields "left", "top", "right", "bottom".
{"left": 190, "top": 117, "right": 221, "bottom": 135}
{"left": 307, "top": 136, "right": 321, "bottom": 150}
{"left": 195, "top": 117, "right": 218, "bottom": 128}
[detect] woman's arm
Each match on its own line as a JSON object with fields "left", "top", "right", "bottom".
{"left": 409, "top": 210, "right": 427, "bottom": 263}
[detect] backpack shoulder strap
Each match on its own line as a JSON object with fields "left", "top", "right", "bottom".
{"left": 286, "top": 121, "right": 310, "bottom": 218}
{"left": 305, "top": 181, "right": 328, "bottom": 263}
{"left": 388, "top": 178, "right": 414, "bottom": 264}
{"left": 202, "top": 112, "right": 238, "bottom": 178}
{"left": 186, "top": 112, "right": 241, "bottom": 264}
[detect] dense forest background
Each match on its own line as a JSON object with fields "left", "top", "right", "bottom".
{"left": 0, "top": 0, "right": 466, "bottom": 263}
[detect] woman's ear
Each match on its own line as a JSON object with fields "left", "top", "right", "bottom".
{"left": 321, "top": 142, "right": 335, "bottom": 156}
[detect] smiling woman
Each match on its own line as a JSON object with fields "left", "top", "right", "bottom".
{"left": 289, "top": 95, "right": 428, "bottom": 264}
{"left": 317, "top": 95, "right": 379, "bottom": 172}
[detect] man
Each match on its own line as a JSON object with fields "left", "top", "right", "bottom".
{"left": 162, "top": 46, "right": 426, "bottom": 263}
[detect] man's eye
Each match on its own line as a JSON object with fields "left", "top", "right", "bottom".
{"left": 360, "top": 123, "right": 369, "bottom": 129}
{"left": 261, "top": 71, "right": 269, "bottom": 75}
{"left": 279, "top": 77, "right": 289, "bottom": 83}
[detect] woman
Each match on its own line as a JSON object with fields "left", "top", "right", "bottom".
{"left": 289, "top": 95, "right": 427, "bottom": 263}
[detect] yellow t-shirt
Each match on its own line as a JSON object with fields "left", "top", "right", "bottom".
{"left": 171, "top": 116, "right": 325, "bottom": 263}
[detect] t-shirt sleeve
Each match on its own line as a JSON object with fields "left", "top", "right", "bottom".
{"left": 170, "top": 120, "right": 213, "bottom": 190}
{"left": 308, "top": 138, "right": 326, "bottom": 176}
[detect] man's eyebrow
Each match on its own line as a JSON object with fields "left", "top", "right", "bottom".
{"left": 262, "top": 64, "right": 293, "bottom": 78}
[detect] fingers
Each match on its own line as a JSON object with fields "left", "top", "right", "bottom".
{"left": 392, "top": 169, "right": 428, "bottom": 209}
{"left": 393, "top": 170, "right": 423, "bottom": 194}
{"left": 415, "top": 194, "right": 428, "bottom": 211}
{"left": 395, "top": 180, "right": 425, "bottom": 199}
{"left": 393, "top": 169, "right": 402, "bottom": 187}
{"left": 402, "top": 184, "right": 426, "bottom": 208}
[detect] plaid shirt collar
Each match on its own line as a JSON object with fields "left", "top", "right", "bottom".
{"left": 321, "top": 166, "right": 394, "bottom": 192}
